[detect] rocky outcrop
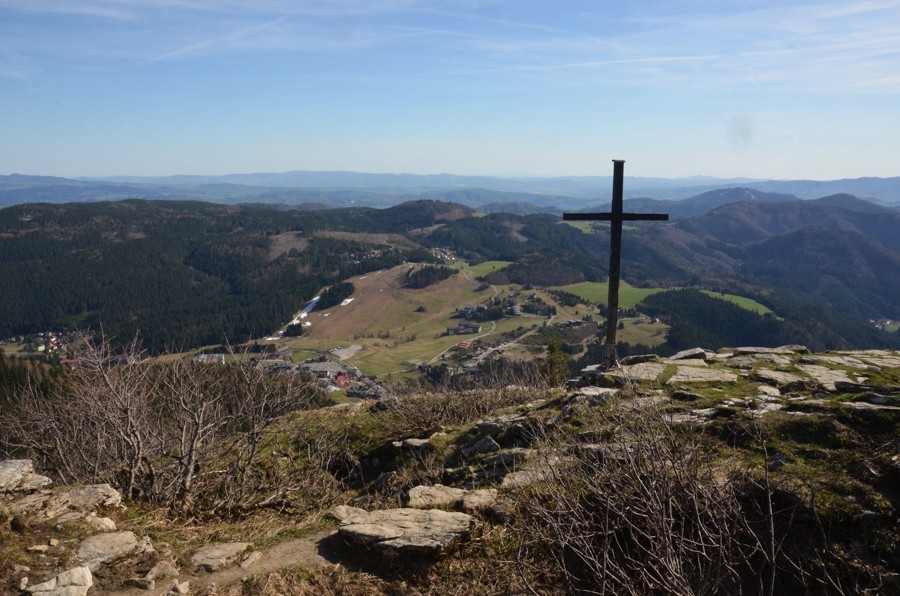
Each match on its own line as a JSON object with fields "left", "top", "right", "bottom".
{"left": 77, "top": 530, "right": 155, "bottom": 571}
{"left": 337, "top": 506, "right": 476, "bottom": 555}
{"left": 9, "top": 483, "right": 122, "bottom": 525}
{"left": 408, "top": 484, "right": 467, "bottom": 508}
{"left": 0, "top": 460, "right": 52, "bottom": 495}
{"left": 25, "top": 566, "right": 92, "bottom": 596}
{"left": 667, "top": 348, "right": 709, "bottom": 361}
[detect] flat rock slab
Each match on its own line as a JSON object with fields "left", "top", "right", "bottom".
{"left": 26, "top": 566, "right": 92, "bottom": 596}
{"left": 9, "top": 483, "right": 122, "bottom": 523}
{"left": 77, "top": 531, "right": 154, "bottom": 571}
{"left": 797, "top": 364, "right": 856, "bottom": 392}
{"left": 667, "top": 348, "right": 709, "bottom": 361}
{"left": 755, "top": 354, "right": 792, "bottom": 367}
{"left": 338, "top": 508, "right": 476, "bottom": 555}
{"left": 609, "top": 362, "right": 667, "bottom": 382}
{"left": 734, "top": 346, "right": 808, "bottom": 355}
{"left": 392, "top": 438, "right": 431, "bottom": 450}
{"left": 859, "top": 356, "right": 900, "bottom": 369}
{"left": 574, "top": 387, "right": 619, "bottom": 398}
{"left": 501, "top": 469, "right": 548, "bottom": 488}
{"left": 667, "top": 367, "right": 737, "bottom": 384}
{"left": 462, "top": 489, "right": 498, "bottom": 512}
{"left": 750, "top": 369, "right": 808, "bottom": 388}
{"left": 802, "top": 355, "right": 869, "bottom": 369}
{"left": 725, "top": 356, "right": 756, "bottom": 370}
{"left": 847, "top": 401, "right": 900, "bottom": 412}
{"left": 408, "top": 484, "right": 467, "bottom": 509}
{"left": 191, "top": 542, "right": 251, "bottom": 572}
{"left": 0, "top": 460, "right": 52, "bottom": 495}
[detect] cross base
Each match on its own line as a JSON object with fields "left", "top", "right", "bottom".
{"left": 599, "top": 343, "right": 619, "bottom": 370}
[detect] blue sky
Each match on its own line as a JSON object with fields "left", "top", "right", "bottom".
{"left": 2, "top": 1, "right": 899, "bottom": 179}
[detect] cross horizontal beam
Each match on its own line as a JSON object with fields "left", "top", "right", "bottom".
{"left": 564, "top": 212, "right": 669, "bottom": 222}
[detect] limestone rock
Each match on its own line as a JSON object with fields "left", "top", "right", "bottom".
{"left": 611, "top": 362, "right": 667, "bottom": 382}
{"left": 475, "top": 414, "right": 526, "bottom": 437}
{"left": 26, "top": 566, "right": 92, "bottom": 596}
{"left": 10, "top": 483, "right": 123, "bottom": 525}
{"left": 84, "top": 513, "right": 117, "bottom": 532}
{"left": 408, "top": 484, "right": 466, "bottom": 509}
{"left": 391, "top": 437, "right": 432, "bottom": 451}
{"left": 0, "top": 460, "right": 52, "bottom": 495}
{"left": 461, "top": 435, "right": 501, "bottom": 458}
{"left": 797, "top": 364, "right": 856, "bottom": 392}
{"left": 191, "top": 542, "right": 251, "bottom": 572}
{"left": 240, "top": 551, "right": 262, "bottom": 569}
{"left": 750, "top": 369, "right": 810, "bottom": 390}
{"left": 339, "top": 508, "right": 476, "bottom": 555}
{"left": 164, "top": 580, "right": 190, "bottom": 595}
{"left": 483, "top": 448, "right": 530, "bottom": 471}
{"left": 734, "top": 346, "right": 807, "bottom": 355}
{"left": 667, "top": 347, "right": 709, "bottom": 361}
{"left": 666, "top": 367, "right": 737, "bottom": 384}
{"left": 77, "top": 530, "right": 155, "bottom": 571}
{"left": 500, "top": 468, "right": 549, "bottom": 488}
{"left": 146, "top": 560, "right": 180, "bottom": 582}
{"left": 462, "top": 489, "right": 498, "bottom": 512}
{"left": 573, "top": 386, "right": 619, "bottom": 399}
{"left": 332, "top": 505, "right": 367, "bottom": 522}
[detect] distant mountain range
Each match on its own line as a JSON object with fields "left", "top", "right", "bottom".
{"left": 2, "top": 171, "right": 900, "bottom": 211}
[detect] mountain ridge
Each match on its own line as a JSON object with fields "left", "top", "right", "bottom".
{"left": 4, "top": 171, "right": 900, "bottom": 208}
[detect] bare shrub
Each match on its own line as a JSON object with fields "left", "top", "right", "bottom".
{"left": 512, "top": 400, "right": 852, "bottom": 595}
{"left": 0, "top": 334, "right": 324, "bottom": 517}
{"left": 382, "top": 384, "right": 547, "bottom": 438}
{"left": 1, "top": 335, "right": 166, "bottom": 499}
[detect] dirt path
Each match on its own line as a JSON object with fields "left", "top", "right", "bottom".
{"left": 108, "top": 529, "right": 337, "bottom": 596}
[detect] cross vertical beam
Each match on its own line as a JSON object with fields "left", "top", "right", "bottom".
{"left": 606, "top": 159, "right": 626, "bottom": 352}
{"left": 563, "top": 160, "right": 669, "bottom": 369}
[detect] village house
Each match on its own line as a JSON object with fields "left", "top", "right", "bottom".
{"left": 446, "top": 322, "right": 482, "bottom": 336}
{"left": 299, "top": 361, "right": 344, "bottom": 379}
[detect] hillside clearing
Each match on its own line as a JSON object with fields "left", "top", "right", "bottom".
{"left": 559, "top": 281, "right": 772, "bottom": 315}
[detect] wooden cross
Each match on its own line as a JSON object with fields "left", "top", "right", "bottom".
{"left": 563, "top": 160, "right": 669, "bottom": 369}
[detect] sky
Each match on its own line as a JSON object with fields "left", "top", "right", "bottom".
{"left": 2, "top": 0, "right": 899, "bottom": 180}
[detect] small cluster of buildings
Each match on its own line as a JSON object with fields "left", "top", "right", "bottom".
{"left": 191, "top": 351, "right": 389, "bottom": 399}
{"left": 3, "top": 331, "right": 79, "bottom": 361}
{"left": 297, "top": 359, "right": 388, "bottom": 399}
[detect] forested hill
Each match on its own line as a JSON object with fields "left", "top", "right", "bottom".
{"left": 0, "top": 200, "right": 456, "bottom": 352}
{"left": 1, "top": 195, "right": 899, "bottom": 353}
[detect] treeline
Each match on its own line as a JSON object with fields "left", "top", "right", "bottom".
{"left": 0, "top": 201, "right": 420, "bottom": 352}
{"left": 403, "top": 265, "right": 455, "bottom": 289}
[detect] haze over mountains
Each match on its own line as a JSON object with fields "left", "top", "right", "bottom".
{"left": 3, "top": 170, "right": 900, "bottom": 211}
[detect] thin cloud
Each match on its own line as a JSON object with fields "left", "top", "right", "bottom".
{"left": 137, "top": 16, "right": 287, "bottom": 64}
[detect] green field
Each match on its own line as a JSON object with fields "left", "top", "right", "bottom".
{"left": 559, "top": 220, "right": 597, "bottom": 233}
{"left": 699, "top": 291, "right": 772, "bottom": 315}
{"left": 558, "top": 282, "right": 664, "bottom": 309}
{"left": 618, "top": 317, "right": 670, "bottom": 347}
{"left": 466, "top": 260, "right": 513, "bottom": 277}
{"left": 558, "top": 282, "right": 772, "bottom": 315}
